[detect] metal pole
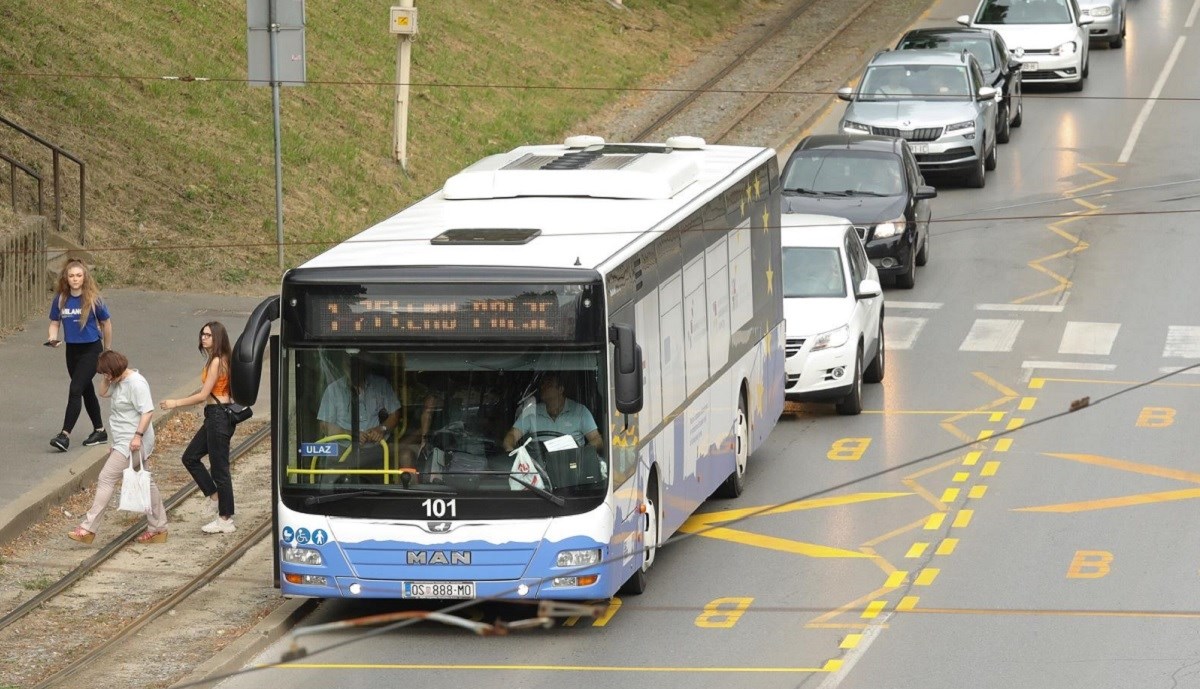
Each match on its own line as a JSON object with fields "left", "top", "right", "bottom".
{"left": 269, "top": 0, "right": 286, "bottom": 269}
{"left": 393, "top": 0, "right": 413, "bottom": 168}
{"left": 52, "top": 151, "right": 62, "bottom": 234}
{"left": 78, "top": 161, "right": 86, "bottom": 245}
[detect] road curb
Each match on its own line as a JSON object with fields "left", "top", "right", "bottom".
{"left": 0, "top": 377, "right": 202, "bottom": 548}
{"left": 170, "top": 598, "right": 318, "bottom": 689}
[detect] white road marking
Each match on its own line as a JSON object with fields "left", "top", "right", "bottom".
{"left": 1158, "top": 366, "right": 1200, "bottom": 375}
{"left": 1021, "top": 361, "right": 1117, "bottom": 371}
{"left": 885, "top": 317, "right": 926, "bottom": 350}
{"left": 1058, "top": 322, "right": 1121, "bottom": 355}
{"left": 1188, "top": 0, "right": 1200, "bottom": 28}
{"left": 976, "top": 303, "right": 1064, "bottom": 313}
{"left": 815, "top": 613, "right": 891, "bottom": 689}
{"left": 887, "top": 301, "right": 943, "bottom": 310}
{"left": 961, "top": 319, "right": 1023, "bottom": 352}
{"left": 1119, "top": 36, "right": 1187, "bottom": 164}
{"left": 1163, "top": 326, "right": 1200, "bottom": 358}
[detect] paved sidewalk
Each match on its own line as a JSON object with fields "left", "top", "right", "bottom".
{"left": 0, "top": 288, "right": 271, "bottom": 541}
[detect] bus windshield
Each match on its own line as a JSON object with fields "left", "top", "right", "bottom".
{"left": 283, "top": 347, "right": 609, "bottom": 512}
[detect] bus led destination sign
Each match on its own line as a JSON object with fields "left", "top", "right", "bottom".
{"left": 308, "top": 293, "right": 576, "bottom": 340}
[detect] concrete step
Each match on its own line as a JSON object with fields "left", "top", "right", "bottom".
{"left": 43, "top": 227, "right": 93, "bottom": 283}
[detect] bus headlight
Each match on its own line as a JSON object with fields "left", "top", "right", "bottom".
{"left": 557, "top": 549, "right": 602, "bottom": 567}
{"left": 283, "top": 547, "right": 324, "bottom": 566}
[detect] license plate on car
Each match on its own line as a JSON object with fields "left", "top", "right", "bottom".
{"left": 1021, "top": 62, "right": 1038, "bottom": 72}
{"left": 403, "top": 581, "right": 475, "bottom": 599}
{"left": 910, "top": 143, "right": 929, "bottom": 154}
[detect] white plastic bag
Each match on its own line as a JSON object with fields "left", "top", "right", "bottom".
{"left": 508, "top": 438, "right": 550, "bottom": 491}
{"left": 118, "top": 450, "right": 153, "bottom": 513}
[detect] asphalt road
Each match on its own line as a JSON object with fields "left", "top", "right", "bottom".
{"left": 216, "top": 0, "right": 1200, "bottom": 686}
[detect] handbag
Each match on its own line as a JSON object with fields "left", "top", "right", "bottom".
{"left": 118, "top": 449, "right": 153, "bottom": 513}
{"left": 211, "top": 393, "right": 253, "bottom": 426}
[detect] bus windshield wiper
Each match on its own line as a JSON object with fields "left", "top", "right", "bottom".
{"left": 783, "top": 187, "right": 824, "bottom": 195}
{"left": 305, "top": 485, "right": 456, "bottom": 505}
{"left": 842, "top": 190, "right": 888, "bottom": 196}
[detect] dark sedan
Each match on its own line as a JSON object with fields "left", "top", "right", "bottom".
{"left": 896, "top": 27, "right": 1023, "bottom": 143}
{"left": 781, "top": 135, "right": 936, "bottom": 289}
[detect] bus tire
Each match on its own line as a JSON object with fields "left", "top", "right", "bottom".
{"left": 715, "top": 395, "right": 749, "bottom": 499}
{"left": 620, "top": 476, "right": 660, "bottom": 595}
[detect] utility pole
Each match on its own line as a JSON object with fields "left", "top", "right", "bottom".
{"left": 390, "top": 3, "right": 418, "bottom": 169}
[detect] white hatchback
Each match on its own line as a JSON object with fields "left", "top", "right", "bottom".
{"left": 781, "top": 214, "right": 884, "bottom": 416}
{"left": 959, "top": 0, "right": 1094, "bottom": 91}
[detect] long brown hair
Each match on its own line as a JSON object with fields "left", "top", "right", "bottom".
{"left": 198, "top": 321, "right": 233, "bottom": 374}
{"left": 55, "top": 258, "right": 103, "bottom": 329}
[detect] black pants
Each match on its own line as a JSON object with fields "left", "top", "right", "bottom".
{"left": 181, "top": 405, "right": 235, "bottom": 517}
{"left": 62, "top": 340, "right": 103, "bottom": 433}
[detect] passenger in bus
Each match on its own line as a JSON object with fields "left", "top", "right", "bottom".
{"left": 317, "top": 363, "right": 405, "bottom": 480}
{"left": 502, "top": 373, "right": 603, "bottom": 454}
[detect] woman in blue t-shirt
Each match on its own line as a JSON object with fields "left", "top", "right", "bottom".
{"left": 46, "top": 259, "right": 112, "bottom": 452}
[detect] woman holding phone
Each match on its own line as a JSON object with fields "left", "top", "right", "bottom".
{"left": 46, "top": 258, "right": 112, "bottom": 452}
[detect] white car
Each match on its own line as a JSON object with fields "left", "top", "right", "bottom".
{"left": 781, "top": 214, "right": 884, "bottom": 416}
{"left": 959, "top": 0, "right": 1094, "bottom": 91}
{"left": 1079, "top": 0, "right": 1126, "bottom": 48}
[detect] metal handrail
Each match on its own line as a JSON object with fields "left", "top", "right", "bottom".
{"left": 0, "top": 151, "right": 44, "bottom": 217}
{"left": 0, "top": 114, "right": 86, "bottom": 243}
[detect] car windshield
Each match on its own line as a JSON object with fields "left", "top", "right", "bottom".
{"left": 977, "top": 0, "right": 1073, "bottom": 24}
{"left": 859, "top": 64, "right": 972, "bottom": 101}
{"left": 897, "top": 35, "right": 996, "bottom": 70}
{"left": 782, "top": 247, "right": 847, "bottom": 299}
{"left": 783, "top": 151, "right": 905, "bottom": 197}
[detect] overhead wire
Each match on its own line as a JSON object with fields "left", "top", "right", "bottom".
{"left": 170, "top": 359, "right": 1200, "bottom": 688}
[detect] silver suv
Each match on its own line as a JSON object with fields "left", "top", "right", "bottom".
{"left": 837, "top": 50, "right": 999, "bottom": 188}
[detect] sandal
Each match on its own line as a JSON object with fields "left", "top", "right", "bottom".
{"left": 136, "top": 529, "right": 168, "bottom": 544}
{"left": 67, "top": 527, "right": 95, "bottom": 544}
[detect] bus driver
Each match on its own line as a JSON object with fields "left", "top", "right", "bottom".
{"left": 502, "top": 373, "right": 604, "bottom": 455}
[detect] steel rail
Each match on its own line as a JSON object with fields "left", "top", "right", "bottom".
{"left": 0, "top": 425, "right": 270, "bottom": 634}
{"left": 32, "top": 519, "right": 273, "bottom": 689}
{"left": 631, "top": 0, "right": 824, "bottom": 142}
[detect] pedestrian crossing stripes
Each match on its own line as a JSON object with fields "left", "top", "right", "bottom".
{"left": 1058, "top": 322, "right": 1120, "bottom": 355}
{"left": 960, "top": 319, "right": 1023, "bottom": 352}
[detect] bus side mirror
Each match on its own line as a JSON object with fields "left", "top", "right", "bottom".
{"left": 231, "top": 295, "right": 280, "bottom": 406}
{"left": 609, "top": 324, "right": 644, "bottom": 415}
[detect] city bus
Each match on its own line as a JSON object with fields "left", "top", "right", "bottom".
{"left": 232, "top": 135, "right": 785, "bottom": 601}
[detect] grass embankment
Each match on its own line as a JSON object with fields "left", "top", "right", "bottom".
{"left": 0, "top": 0, "right": 755, "bottom": 293}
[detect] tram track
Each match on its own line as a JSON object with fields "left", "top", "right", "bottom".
{"left": 631, "top": 0, "right": 925, "bottom": 148}
{"left": 0, "top": 427, "right": 274, "bottom": 688}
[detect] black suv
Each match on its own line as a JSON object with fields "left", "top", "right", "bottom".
{"left": 781, "top": 135, "right": 936, "bottom": 289}
{"left": 896, "top": 27, "right": 1023, "bottom": 144}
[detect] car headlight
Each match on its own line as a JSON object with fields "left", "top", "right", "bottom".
{"left": 283, "top": 547, "right": 324, "bottom": 566}
{"left": 873, "top": 218, "right": 906, "bottom": 239}
{"left": 810, "top": 325, "right": 850, "bottom": 352}
{"left": 1052, "top": 41, "right": 1078, "bottom": 55}
{"left": 843, "top": 120, "right": 870, "bottom": 133}
{"left": 945, "top": 120, "right": 975, "bottom": 133}
{"left": 557, "top": 549, "right": 602, "bottom": 567}
{"left": 1087, "top": 6, "right": 1111, "bottom": 16}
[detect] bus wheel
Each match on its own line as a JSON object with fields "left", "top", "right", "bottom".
{"left": 716, "top": 396, "right": 748, "bottom": 498}
{"left": 620, "top": 479, "right": 659, "bottom": 595}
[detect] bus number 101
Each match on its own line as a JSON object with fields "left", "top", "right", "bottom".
{"left": 422, "top": 498, "right": 457, "bottom": 518}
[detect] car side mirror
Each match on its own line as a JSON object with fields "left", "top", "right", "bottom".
{"left": 836, "top": 86, "right": 854, "bottom": 101}
{"left": 1079, "top": 15, "right": 1095, "bottom": 25}
{"left": 1010, "top": 47, "right": 1025, "bottom": 58}
{"left": 977, "top": 86, "right": 998, "bottom": 100}
{"left": 915, "top": 185, "right": 937, "bottom": 200}
{"left": 856, "top": 279, "right": 882, "bottom": 300}
{"left": 956, "top": 14, "right": 971, "bottom": 26}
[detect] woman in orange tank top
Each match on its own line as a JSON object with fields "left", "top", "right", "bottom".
{"left": 160, "top": 321, "right": 237, "bottom": 534}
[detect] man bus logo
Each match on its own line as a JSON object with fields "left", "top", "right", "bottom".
{"left": 407, "top": 550, "right": 472, "bottom": 565}
{"left": 428, "top": 522, "right": 452, "bottom": 533}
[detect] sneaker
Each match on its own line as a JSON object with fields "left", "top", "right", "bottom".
{"left": 201, "top": 517, "right": 236, "bottom": 534}
{"left": 82, "top": 429, "right": 108, "bottom": 446}
{"left": 50, "top": 432, "right": 69, "bottom": 452}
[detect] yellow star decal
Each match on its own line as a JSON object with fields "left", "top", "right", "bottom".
{"left": 762, "top": 206, "right": 770, "bottom": 233}
{"left": 753, "top": 174, "right": 762, "bottom": 201}
{"left": 739, "top": 193, "right": 747, "bottom": 217}
{"left": 765, "top": 264, "right": 774, "bottom": 294}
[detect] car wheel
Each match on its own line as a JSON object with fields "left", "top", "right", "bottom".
{"left": 966, "top": 152, "right": 986, "bottom": 188}
{"left": 1110, "top": 16, "right": 1125, "bottom": 48}
{"left": 836, "top": 346, "right": 864, "bottom": 416}
{"left": 916, "top": 225, "right": 929, "bottom": 266}
{"left": 864, "top": 322, "right": 885, "bottom": 384}
{"left": 895, "top": 245, "right": 916, "bottom": 289}
{"left": 715, "top": 396, "right": 749, "bottom": 498}
{"left": 984, "top": 140, "right": 997, "bottom": 171}
{"left": 1083, "top": 57, "right": 1090, "bottom": 78}
{"left": 1067, "top": 75, "right": 1085, "bottom": 92}
{"left": 997, "top": 104, "right": 1011, "bottom": 144}
{"left": 1012, "top": 92, "right": 1023, "bottom": 127}
{"left": 619, "top": 478, "right": 660, "bottom": 595}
